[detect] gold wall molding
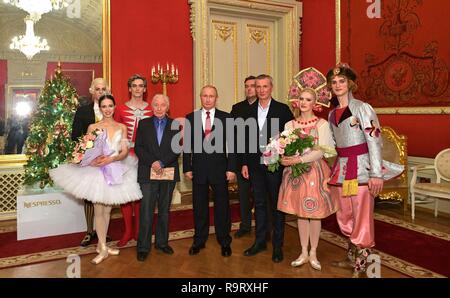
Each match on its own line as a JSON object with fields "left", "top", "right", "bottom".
{"left": 102, "top": 0, "right": 111, "bottom": 87}
{"left": 247, "top": 24, "right": 271, "bottom": 75}
{"left": 188, "top": 0, "right": 196, "bottom": 40}
{"left": 249, "top": 28, "right": 266, "bottom": 44}
{"left": 211, "top": 20, "right": 238, "bottom": 104}
{"left": 375, "top": 107, "right": 450, "bottom": 115}
{"left": 190, "top": 0, "right": 302, "bottom": 107}
{"left": 213, "top": 23, "right": 234, "bottom": 41}
{"left": 335, "top": 0, "right": 341, "bottom": 64}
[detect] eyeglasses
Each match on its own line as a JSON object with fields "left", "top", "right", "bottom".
{"left": 131, "top": 84, "right": 145, "bottom": 88}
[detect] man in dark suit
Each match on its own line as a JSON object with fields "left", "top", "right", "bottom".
{"left": 241, "top": 74, "right": 294, "bottom": 263}
{"left": 134, "top": 94, "right": 180, "bottom": 262}
{"left": 230, "top": 76, "right": 257, "bottom": 238}
{"left": 183, "top": 85, "right": 236, "bottom": 257}
{"left": 71, "top": 78, "right": 109, "bottom": 247}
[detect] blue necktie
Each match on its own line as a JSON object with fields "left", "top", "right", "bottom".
{"left": 157, "top": 119, "right": 163, "bottom": 145}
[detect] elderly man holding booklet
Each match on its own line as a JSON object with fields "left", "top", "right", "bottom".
{"left": 134, "top": 93, "right": 181, "bottom": 262}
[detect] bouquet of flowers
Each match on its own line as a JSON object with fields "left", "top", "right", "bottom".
{"left": 71, "top": 128, "right": 125, "bottom": 185}
{"left": 262, "top": 128, "right": 315, "bottom": 178}
{"left": 71, "top": 128, "right": 105, "bottom": 165}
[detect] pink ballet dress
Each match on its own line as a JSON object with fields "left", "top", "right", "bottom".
{"left": 277, "top": 119, "right": 338, "bottom": 219}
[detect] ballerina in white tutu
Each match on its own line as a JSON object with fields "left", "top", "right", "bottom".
{"left": 50, "top": 94, "right": 142, "bottom": 264}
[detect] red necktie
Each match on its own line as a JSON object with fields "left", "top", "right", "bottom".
{"left": 205, "top": 111, "right": 212, "bottom": 139}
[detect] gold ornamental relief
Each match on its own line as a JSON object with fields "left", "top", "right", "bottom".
{"left": 214, "top": 25, "right": 234, "bottom": 42}
{"left": 249, "top": 29, "right": 266, "bottom": 44}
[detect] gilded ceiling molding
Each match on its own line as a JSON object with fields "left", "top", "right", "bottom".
{"left": 209, "top": 0, "right": 290, "bottom": 13}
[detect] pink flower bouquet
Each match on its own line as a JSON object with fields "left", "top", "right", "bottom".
{"left": 262, "top": 128, "right": 315, "bottom": 177}
{"left": 71, "top": 128, "right": 104, "bottom": 164}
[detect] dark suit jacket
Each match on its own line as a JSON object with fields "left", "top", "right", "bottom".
{"left": 231, "top": 99, "right": 256, "bottom": 168}
{"left": 242, "top": 98, "right": 294, "bottom": 169}
{"left": 230, "top": 99, "right": 255, "bottom": 119}
{"left": 135, "top": 116, "right": 181, "bottom": 183}
{"left": 183, "top": 109, "right": 237, "bottom": 184}
{"left": 71, "top": 103, "right": 95, "bottom": 141}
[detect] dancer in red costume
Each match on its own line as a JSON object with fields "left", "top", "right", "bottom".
{"left": 114, "top": 74, "right": 153, "bottom": 247}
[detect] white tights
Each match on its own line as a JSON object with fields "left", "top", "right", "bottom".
{"left": 94, "top": 203, "right": 112, "bottom": 252}
{"left": 297, "top": 218, "right": 321, "bottom": 260}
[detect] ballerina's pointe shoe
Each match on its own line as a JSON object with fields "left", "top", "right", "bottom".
{"left": 290, "top": 254, "right": 309, "bottom": 267}
{"left": 96, "top": 247, "right": 120, "bottom": 256}
{"left": 309, "top": 253, "right": 322, "bottom": 271}
{"left": 91, "top": 249, "right": 109, "bottom": 265}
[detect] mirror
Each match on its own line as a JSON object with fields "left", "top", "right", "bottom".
{"left": 0, "top": 0, "right": 110, "bottom": 161}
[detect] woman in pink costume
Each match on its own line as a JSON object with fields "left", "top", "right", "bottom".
{"left": 278, "top": 68, "right": 337, "bottom": 271}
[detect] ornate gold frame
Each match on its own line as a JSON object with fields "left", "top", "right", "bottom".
{"left": 0, "top": 0, "right": 111, "bottom": 167}
{"left": 378, "top": 126, "right": 409, "bottom": 211}
{"left": 334, "top": 0, "right": 449, "bottom": 114}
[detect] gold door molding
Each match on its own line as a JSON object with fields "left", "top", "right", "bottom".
{"left": 210, "top": 19, "right": 238, "bottom": 111}
{"left": 189, "top": 0, "right": 302, "bottom": 108}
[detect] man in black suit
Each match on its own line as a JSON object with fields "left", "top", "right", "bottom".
{"left": 230, "top": 76, "right": 257, "bottom": 238}
{"left": 183, "top": 85, "right": 236, "bottom": 257}
{"left": 241, "top": 74, "right": 294, "bottom": 263}
{"left": 71, "top": 78, "right": 109, "bottom": 247}
{"left": 135, "top": 94, "right": 180, "bottom": 262}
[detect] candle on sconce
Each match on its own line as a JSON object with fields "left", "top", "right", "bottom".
{"left": 176, "top": 68, "right": 178, "bottom": 76}
{"left": 157, "top": 63, "right": 160, "bottom": 72}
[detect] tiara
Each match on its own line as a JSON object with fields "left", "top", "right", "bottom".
{"left": 288, "top": 67, "right": 331, "bottom": 108}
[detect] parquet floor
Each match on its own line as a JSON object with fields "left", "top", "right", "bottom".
{"left": 0, "top": 198, "right": 448, "bottom": 278}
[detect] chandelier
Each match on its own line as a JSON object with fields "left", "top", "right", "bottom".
{"left": 3, "top": 0, "right": 71, "bottom": 22}
{"left": 10, "top": 17, "right": 50, "bottom": 60}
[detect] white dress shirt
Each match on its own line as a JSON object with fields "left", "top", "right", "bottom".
{"left": 201, "top": 108, "right": 216, "bottom": 132}
{"left": 93, "top": 102, "right": 103, "bottom": 122}
{"left": 257, "top": 99, "right": 271, "bottom": 131}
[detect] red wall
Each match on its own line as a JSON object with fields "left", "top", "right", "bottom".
{"left": 379, "top": 114, "right": 450, "bottom": 158}
{"left": 110, "top": 0, "right": 193, "bottom": 119}
{"left": 109, "top": 0, "right": 449, "bottom": 158}
{"left": 300, "top": 0, "right": 336, "bottom": 75}
{"left": 301, "top": 0, "right": 450, "bottom": 158}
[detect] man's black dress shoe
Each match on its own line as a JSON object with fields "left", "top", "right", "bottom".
{"left": 155, "top": 245, "right": 174, "bottom": 255}
{"left": 80, "top": 232, "right": 94, "bottom": 247}
{"left": 243, "top": 243, "right": 267, "bottom": 256}
{"left": 106, "top": 235, "right": 112, "bottom": 242}
{"left": 221, "top": 246, "right": 232, "bottom": 257}
{"left": 188, "top": 244, "right": 205, "bottom": 255}
{"left": 137, "top": 252, "right": 148, "bottom": 262}
{"left": 272, "top": 247, "right": 283, "bottom": 263}
{"left": 234, "top": 229, "right": 250, "bottom": 238}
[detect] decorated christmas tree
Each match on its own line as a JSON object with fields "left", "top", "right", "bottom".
{"left": 23, "top": 64, "right": 79, "bottom": 189}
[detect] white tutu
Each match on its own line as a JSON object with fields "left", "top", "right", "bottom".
{"left": 50, "top": 155, "right": 142, "bottom": 205}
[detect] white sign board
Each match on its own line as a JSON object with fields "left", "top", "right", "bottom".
{"left": 17, "top": 191, "right": 86, "bottom": 240}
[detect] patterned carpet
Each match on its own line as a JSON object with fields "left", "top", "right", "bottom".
{"left": 1, "top": 201, "right": 449, "bottom": 278}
